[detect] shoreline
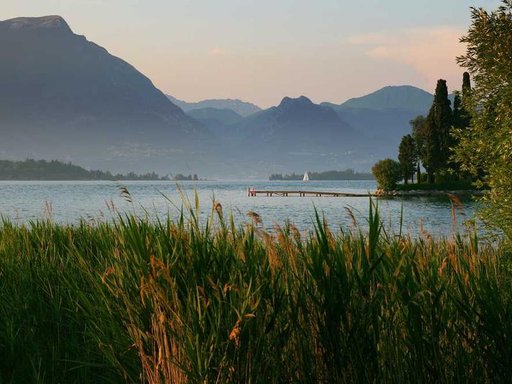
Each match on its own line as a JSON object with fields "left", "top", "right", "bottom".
{"left": 375, "top": 189, "right": 485, "bottom": 198}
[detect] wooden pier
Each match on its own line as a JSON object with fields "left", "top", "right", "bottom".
{"left": 247, "top": 188, "right": 482, "bottom": 198}
{"left": 247, "top": 189, "right": 373, "bottom": 197}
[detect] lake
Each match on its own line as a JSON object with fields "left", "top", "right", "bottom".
{"left": 0, "top": 180, "right": 478, "bottom": 237}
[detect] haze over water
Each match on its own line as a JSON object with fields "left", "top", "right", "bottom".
{"left": 0, "top": 180, "right": 475, "bottom": 237}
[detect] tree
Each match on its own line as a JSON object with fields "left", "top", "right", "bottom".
{"left": 410, "top": 115, "right": 426, "bottom": 184}
{"left": 422, "top": 79, "right": 452, "bottom": 183}
{"left": 372, "top": 159, "right": 402, "bottom": 191}
{"left": 460, "top": 72, "right": 472, "bottom": 129}
{"left": 451, "top": 73, "right": 473, "bottom": 179}
{"left": 462, "top": 71, "right": 471, "bottom": 97}
{"left": 398, "top": 135, "right": 417, "bottom": 184}
{"left": 452, "top": 92, "right": 463, "bottom": 129}
{"left": 455, "top": 0, "right": 512, "bottom": 237}
{"left": 453, "top": 72, "right": 472, "bottom": 131}
{"left": 451, "top": 92, "right": 465, "bottom": 177}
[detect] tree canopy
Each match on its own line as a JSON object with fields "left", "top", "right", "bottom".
{"left": 372, "top": 159, "right": 402, "bottom": 191}
{"left": 0, "top": 159, "right": 167, "bottom": 181}
{"left": 455, "top": 0, "right": 512, "bottom": 237}
{"left": 398, "top": 135, "right": 417, "bottom": 184}
{"left": 422, "top": 80, "right": 452, "bottom": 183}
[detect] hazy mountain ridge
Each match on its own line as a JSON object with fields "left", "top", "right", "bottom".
{"left": 187, "top": 108, "right": 243, "bottom": 124}
{"left": 0, "top": 15, "right": 213, "bottom": 173}
{"left": 167, "top": 95, "right": 261, "bottom": 117}
{"left": 320, "top": 85, "right": 438, "bottom": 151}
{"left": 338, "top": 85, "right": 434, "bottom": 112}
{"left": 206, "top": 96, "right": 383, "bottom": 174}
{"left": 186, "top": 108, "right": 244, "bottom": 137}
{"left": 237, "top": 96, "right": 356, "bottom": 146}
{"left": 0, "top": 15, "right": 447, "bottom": 177}
{"left": 199, "top": 86, "right": 444, "bottom": 174}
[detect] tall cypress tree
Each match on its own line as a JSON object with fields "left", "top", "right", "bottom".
{"left": 460, "top": 72, "right": 472, "bottom": 128}
{"left": 410, "top": 115, "right": 426, "bottom": 184}
{"left": 423, "top": 79, "right": 452, "bottom": 183}
{"left": 452, "top": 92, "right": 463, "bottom": 128}
{"left": 462, "top": 72, "right": 471, "bottom": 98}
{"left": 451, "top": 92, "right": 464, "bottom": 178}
{"left": 452, "top": 73, "right": 473, "bottom": 179}
{"left": 398, "top": 134, "right": 417, "bottom": 184}
{"left": 453, "top": 72, "right": 472, "bottom": 130}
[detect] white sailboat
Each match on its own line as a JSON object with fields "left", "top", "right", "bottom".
{"left": 303, "top": 171, "right": 310, "bottom": 182}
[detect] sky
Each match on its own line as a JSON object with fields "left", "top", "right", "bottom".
{"left": 2, "top": 0, "right": 503, "bottom": 108}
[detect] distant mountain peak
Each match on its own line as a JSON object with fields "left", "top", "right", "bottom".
{"left": 167, "top": 95, "right": 261, "bottom": 117}
{"left": 340, "top": 85, "right": 433, "bottom": 112}
{"left": 379, "top": 85, "right": 421, "bottom": 91}
{"left": 0, "top": 16, "right": 72, "bottom": 34}
{"left": 0, "top": 13, "right": 210, "bottom": 172}
{"left": 278, "top": 95, "right": 314, "bottom": 108}
{"left": 204, "top": 98, "right": 247, "bottom": 103}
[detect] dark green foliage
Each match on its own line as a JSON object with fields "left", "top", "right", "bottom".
{"left": 395, "top": 179, "right": 476, "bottom": 192}
{"left": 0, "top": 159, "right": 167, "bottom": 180}
{"left": 0, "top": 203, "right": 510, "bottom": 383}
{"left": 462, "top": 71, "right": 471, "bottom": 96}
{"left": 452, "top": 93, "right": 463, "bottom": 129}
{"left": 451, "top": 93, "right": 465, "bottom": 176}
{"left": 422, "top": 80, "right": 453, "bottom": 183}
{"left": 0, "top": 221, "right": 140, "bottom": 383}
{"left": 453, "top": 72, "right": 472, "bottom": 131}
{"left": 372, "top": 159, "right": 402, "bottom": 190}
{"left": 398, "top": 135, "right": 417, "bottom": 184}
{"left": 451, "top": 73, "right": 473, "bottom": 179}
{"left": 455, "top": 0, "right": 512, "bottom": 238}
{"left": 173, "top": 173, "right": 199, "bottom": 181}
{"left": 410, "top": 115, "right": 427, "bottom": 184}
{"left": 269, "top": 169, "right": 374, "bottom": 180}
{"left": 406, "top": 74, "right": 472, "bottom": 186}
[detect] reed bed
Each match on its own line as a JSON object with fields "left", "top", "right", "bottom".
{"left": 0, "top": 197, "right": 511, "bottom": 383}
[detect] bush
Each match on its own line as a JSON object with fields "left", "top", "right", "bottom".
{"left": 372, "top": 159, "right": 402, "bottom": 190}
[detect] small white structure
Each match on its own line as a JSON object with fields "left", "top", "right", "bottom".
{"left": 303, "top": 172, "right": 310, "bottom": 182}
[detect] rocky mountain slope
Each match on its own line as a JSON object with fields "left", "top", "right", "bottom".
{"left": 0, "top": 15, "right": 211, "bottom": 173}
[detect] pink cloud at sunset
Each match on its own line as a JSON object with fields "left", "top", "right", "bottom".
{"left": 349, "top": 26, "right": 467, "bottom": 93}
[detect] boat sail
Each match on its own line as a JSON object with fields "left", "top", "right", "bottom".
{"left": 303, "top": 172, "right": 310, "bottom": 182}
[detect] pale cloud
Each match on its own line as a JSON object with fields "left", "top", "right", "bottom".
{"left": 349, "top": 26, "right": 466, "bottom": 91}
{"left": 67, "top": 0, "right": 108, "bottom": 4}
{"left": 347, "top": 33, "right": 392, "bottom": 46}
{"left": 209, "top": 47, "right": 226, "bottom": 56}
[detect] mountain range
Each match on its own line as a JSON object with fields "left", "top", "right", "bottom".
{"left": 0, "top": 15, "right": 442, "bottom": 178}
{"left": 320, "top": 86, "right": 435, "bottom": 150}
{"left": 0, "top": 15, "right": 213, "bottom": 173}
{"left": 176, "top": 89, "right": 435, "bottom": 175}
{"left": 167, "top": 96, "right": 261, "bottom": 117}
{"left": 222, "top": 96, "right": 365, "bottom": 174}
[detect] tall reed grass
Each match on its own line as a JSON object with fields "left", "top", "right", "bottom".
{"left": 0, "top": 196, "right": 510, "bottom": 383}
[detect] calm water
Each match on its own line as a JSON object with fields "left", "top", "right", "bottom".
{"left": 0, "top": 180, "right": 478, "bottom": 237}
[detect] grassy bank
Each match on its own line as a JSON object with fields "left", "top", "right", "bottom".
{"left": 0, "top": 199, "right": 511, "bottom": 383}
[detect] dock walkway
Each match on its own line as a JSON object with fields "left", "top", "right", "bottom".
{"left": 247, "top": 189, "right": 373, "bottom": 197}
{"left": 247, "top": 188, "right": 481, "bottom": 198}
